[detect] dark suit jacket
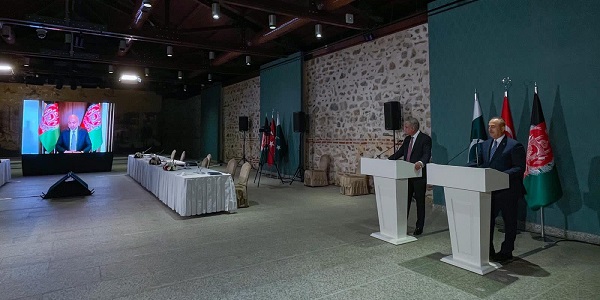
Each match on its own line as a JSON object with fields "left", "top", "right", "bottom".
{"left": 388, "top": 132, "right": 432, "bottom": 179}
{"left": 55, "top": 128, "right": 92, "bottom": 153}
{"left": 468, "top": 136, "right": 526, "bottom": 200}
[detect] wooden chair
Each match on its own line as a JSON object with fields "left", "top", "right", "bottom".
{"left": 304, "top": 154, "right": 331, "bottom": 187}
{"left": 226, "top": 158, "right": 237, "bottom": 180}
{"left": 235, "top": 162, "right": 251, "bottom": 208}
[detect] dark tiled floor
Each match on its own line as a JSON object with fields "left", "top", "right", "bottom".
{"left": 0, "top": 165, "right": 599, "bottom": 299}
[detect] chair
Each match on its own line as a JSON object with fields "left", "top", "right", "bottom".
{"left": 235, "top": 162, "right": 251, "bottom": 208}
{"left": 170, "top": 149, "right": 176, "bottom": 160}
{"left": 337, "top": 159, "right": 369, "bottom": 196}
{"left": 200, "top": 157, "right": 209, "bottom": 168}
{"left": 225, "top": 158, "right": 237, "bottom": 180}
{"left": 304, "top": 155, "right": 331, "bottom": 187}
{"left": 206, "top": 154, "right": 212, "bottom": 167}
{"left": 180, "top": 151, "right": 186, "bottom": 161}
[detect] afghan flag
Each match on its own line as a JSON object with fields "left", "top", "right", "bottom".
{"left": 468, "top": 91, "right": 487, "bottom": 162}
{"left": 275, "top": 113, "right": 287, "bottom": 163}
{"left": 523, "top": 91, "right": 563, "bottom": 210}
{"left": 81, "top": 103, "right": 103, "bottom": 151}
{"left": 501, "top": 91, "right": 517, "bottom": 139}
{"left": 38, "top": 103, "right": 60, "bottom": 153}
{"left": 259, "top": 115, "right": 269, "bottom": 165}
{"left": 267, "top": 116, "right": 276, "bottom": 165}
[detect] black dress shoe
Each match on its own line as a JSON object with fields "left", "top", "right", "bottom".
{"left": 413, "top": 228, "right": 423, "bottom": 236}
{"left": 493, "top": 252, "right": 513, "bottom": 263}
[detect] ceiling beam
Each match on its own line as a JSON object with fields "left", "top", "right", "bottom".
{"left": 221, "top": 0, "right": 367, "bottom": 30}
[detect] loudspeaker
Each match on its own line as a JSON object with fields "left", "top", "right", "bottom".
{"left": 293, "top": 111, "right": 307, "bottom": 132}
{"left": 42, "top": 172, "right": 93, "bottom": 199}
{"left": 384, "top": 101, "right": 402, "bottom": 130}
{"left": 239, "top": 116, "right": 249, "bottom": 131}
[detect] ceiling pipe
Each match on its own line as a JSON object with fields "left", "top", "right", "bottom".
{"left": 118, "top": 0, "right": 159, "bottom": 56}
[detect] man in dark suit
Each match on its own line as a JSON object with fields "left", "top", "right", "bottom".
{"left": 388, "top": 117, "right": 432, "bottom": 236}
{"left": 55, "top": 114, "right": 92, "bottom": 153}
{"left": 468, "top": 117, "right": 526, "bottom": 263}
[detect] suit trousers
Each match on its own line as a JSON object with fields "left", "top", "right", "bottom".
{"left": 407, "top": 177, "right": 426, "bottom": 229}
{"left": 489, "top": 195, "right": 519, "bottom": 255}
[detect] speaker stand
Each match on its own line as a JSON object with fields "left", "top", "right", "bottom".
{"left": 238, "top": 131, "right": 256, "bottom": 170}
{"left": 289, "top": 132, "right": 305, "bottom": 184}
{"left": 255, "top": 162, "right": 285, "bottom": 187}
{"left": 392, "top": 129, "right": 397, "bottom": 153}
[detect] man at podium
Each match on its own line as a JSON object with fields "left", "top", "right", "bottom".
{"left": 468, "top": 117, "right": 525, "bottom": 263}
{"left": 388, "top": 117, "right": 432, "bottom": 235}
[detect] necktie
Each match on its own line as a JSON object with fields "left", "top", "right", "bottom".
{"left": 490, "top": 140, "right": 498, "bottom": 158}
{"left": 406, "top": 137, "right": 414, "bottom": 162}
{"left": 70, "top": 131, "right": 76, "bottom": 151}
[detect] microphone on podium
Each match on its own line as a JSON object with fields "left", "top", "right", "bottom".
{"left": 375, "top": 139, "right": 403, "bottom": 159}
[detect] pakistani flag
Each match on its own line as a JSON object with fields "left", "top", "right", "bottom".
{"left": 468, "top": 91, "right": 487, "bottom": 162}
{"left": 275, "top": 113, "right": 287, "bottom": 163}
{"left": 82, "top": 103, "right": 103, "bottom": 151}
{"left": 523, "top": 91, "right": 563, "bottom": 210}
{"left": 259, "top": 115, "right": 269, "bottom": 165}
{"left": 38, "top": 103, "right": 60, "bottom": 153}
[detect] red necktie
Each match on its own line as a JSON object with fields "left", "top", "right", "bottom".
{"left": 406, "top": 137, "right": 414, "bottom": 162}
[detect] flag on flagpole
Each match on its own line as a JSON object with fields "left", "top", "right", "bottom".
{"left": 267, "top": 114, "right": 276, "bottom": 165}
{"left": 275, "top": 113, "right": 287, "bottom": 163}
{"left": 81, "top": 103, "right": 103, "bottom": 151}
{"left": 259, "top": 114, "right": 269, "bottom": 165}
{"left": 501, "top": 91, "right": 517, "bottom": 139}
{"left": 38, "top": 102, "right": 60, "bottom": 153}
{"left": 469, "top": 91, "right": 487, "bottom": 162}
{"left": 523, "top": 89, "right": 563, "bottom": 210}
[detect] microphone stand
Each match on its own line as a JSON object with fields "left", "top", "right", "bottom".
{"left": 375, "top": 139, "right": 402, "bottom": 159}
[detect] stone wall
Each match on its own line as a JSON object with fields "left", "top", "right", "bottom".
{"left": 222, "top": 77, "right": 261, "bottom": 166}
{"left": 304, "top": 24, "right": 430, "bottom": 181}
{"left": 0, "top": 83, "right": 162, "bottom": 156}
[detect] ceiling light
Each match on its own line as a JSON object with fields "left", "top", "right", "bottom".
{"left": 108, "top": 65, "right": 114, "bottom": 74}
{"left": 208, "top": 73, "right": 212, "bottom": 82}
{"left": 245, "top": 55, "right": 251, "bottom": 66}
{"left": 178, "top": 71, "right": 183, "bottom": 80}
{"left": 345, "top": 13, "right": 354, "bottom": 24}
{"left": 145, "top": 68, "right": 150, "bottom": 77}
{"left": 269, "top": 14, "right": 277, "bottom": 30}
{"left": 167, "top": 45, "right": 173, "bottom": 57}
{"left": 142, "top": 0, "right": 152, "bottom": 8}
{"left": 119, "top": 40, "right": 127, "bottom": 51}
{"left": 0, "top": 64, "right": 14, "bottom": 75}
{"left": 209, "top": 51, "right": 215, "bottom": 60}
{"left": 119, "top": 74, "right": 142, "bottom": 83}
{"left": 23, "top": 57, "right": 30, "bottom": 67}
{"left": 315, "top": 24, "right": 322, "bottom": 39}
{"left": 212, "top": 3, "right": 220, "bottom": 20}
{"left": 183, "top": 85, "right": 187, "bottom": 92}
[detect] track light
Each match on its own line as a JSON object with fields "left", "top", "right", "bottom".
{"left": 108, "top": 65, "right": 114, "bottom": 74}
{"left": 145, "top": 68, "right": 150, "bottom": 77}
{"left": 245, "top": 55, "right": 251, "bottom": 66}
{"left": 269, "top": 14, "right": 277, "bottom": 30}
{"left": 212, "top": 3, "right": 220, "bottom": 20}
{"left": 178, "top": 71, "right": 183, "bottom": 80}
{"left": 23, "top": 57, "right": 30, "bottom": 67}
{"left": 209, "top": 51, "right": 215, "bottom": 60}
{"left": 208, "top": 73, "right": 212, "bottom": 81}
{"left": 167, "top": 45, "right": 173, "bottom": 57}
{"left": 315, "top": 24, "right": 322, "bottom": 39}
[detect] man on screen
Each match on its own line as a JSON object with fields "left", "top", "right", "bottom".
{"left": 55, "top": 114, "right": 92, "bottom": 153}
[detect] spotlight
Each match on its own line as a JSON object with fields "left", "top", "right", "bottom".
{"left": 208, "top": 73, "right": 212, "bottom": 81}
{"left": 245, "top": 55, "right": 251, "bottom": 66}
{"left": 167, "top": 45, "right": 173, "bottom": 57}
{"left": 178, "top": 71, "right": 183, "bottom": 80}
{"left": 269, "top": 14, "right": 277, "bottom": 30}
{"left": 119, "top": 74, "right": 142, "bottom": 84}
{"left": 108, "top": 65, "right": 114, "bottom": 74}
{"left": 0, "top": 64, "right": 14, "bottom": 75}
{"left": 142, "top": 0, "right": 152, "bottom": 8}
{"left": 23, "top": 57, "right": 30, "bottom": 67}
{"left": 145, "top": 68, "right": 150, "bottom": 77}
{"left": 345, "top": 13, "right": 354, "bottom": 24}
{"left": 315, "top": 24, "right": 322, "bottom": 39}
{"left": 212, "top": 3, "right": 220, "bottom": 20}
{"left": 209, "top": 51, "right": 215, "bottom": 60}
{"left": 119, "top": 40, "right": 127, "bottom": 51}
{"left": 183, "top": 85, "right": 187, "bottom": 92}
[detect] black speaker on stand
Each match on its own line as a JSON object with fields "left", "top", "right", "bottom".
{"left": 42, "top": 172, "right": 94, "bottom": 199}
{"left": 238, "top": 116, "right": 254, "bottom": 169}
{"left": 290, "top": 111, "right": 307, "bottom": 184}
{"left": 384, "top": 101, "right": 402, "bottom": 153}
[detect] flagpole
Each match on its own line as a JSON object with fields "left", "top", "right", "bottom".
{"left": 534, "top": 82, "right": 547, "bottom": 239}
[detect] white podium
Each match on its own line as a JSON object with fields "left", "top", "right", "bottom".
{"left": 361, "top": 158, "right": 422, "bottom": 245}
{"left": 427, "top": 163, "right": 509, "bottom": 275}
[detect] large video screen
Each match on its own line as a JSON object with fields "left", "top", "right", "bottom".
{"left": 22, "top": 100, "right": 115, "bottom": 154}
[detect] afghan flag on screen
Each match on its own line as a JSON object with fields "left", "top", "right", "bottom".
{"left": 38, "top": 103, "right": 60, "bottom": 153}
{"left": 82, "top": 103, "right": 103, "bottom": 151}
{"left": 523, "top": 91, "right": 563, "bottom": 210}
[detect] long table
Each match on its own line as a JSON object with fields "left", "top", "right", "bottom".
{"left": 21, "top": 153, "right": 113, "bottom": 176}
{"left": 0, "top": 159, "right": 10, "bottom": 187}
{"left": 127, "top": 155, "right": 237, "bottom": 216}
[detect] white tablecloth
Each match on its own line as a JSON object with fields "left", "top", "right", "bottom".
{"left": 127, "top": 156, "right": 237, "bottom": 216}
{"left": 0, "top": 159, "right": 10, "bottom": 187}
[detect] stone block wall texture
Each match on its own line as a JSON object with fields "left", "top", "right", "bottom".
{"left": 222, "top": 77, "right": 261, "bottom": 167}
{"left": 304, "top": 24, "right": 430, "bottom": 181}
{"left": 0, "top": 83, "right": 162, "bottom": 156}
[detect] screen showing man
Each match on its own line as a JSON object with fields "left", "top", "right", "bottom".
{"left": 55, "top": 114, "right": 92, "bottom": 153}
